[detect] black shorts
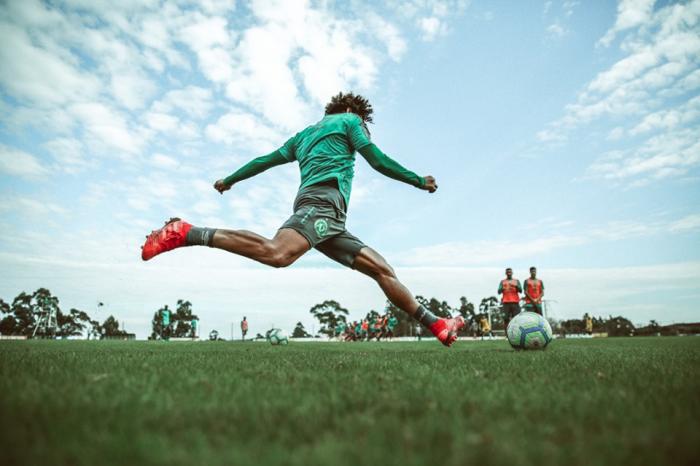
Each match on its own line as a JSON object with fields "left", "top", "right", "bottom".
{"left": 502, "top": 302, "right": 521, "bottom": 319}
{"left": 280, "top": 181, "right": 366, "bottom": 269}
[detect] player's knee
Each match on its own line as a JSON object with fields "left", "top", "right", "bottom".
{"left": 268, "top": 250, "right": 296, "bottom": 268}
{"left": 371, "top": 259, "right": 396, "bottom": 281}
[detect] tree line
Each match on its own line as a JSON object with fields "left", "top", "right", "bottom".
{"left": 0, "top": 288, "right": 130, "bottom": 339}
{"left": 304, "top": 295, "right": 661, "bottom": 338}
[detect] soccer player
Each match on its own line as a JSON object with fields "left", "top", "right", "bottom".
{"left": 386, "top": 314, "right": 398, "bottom": 340}
{"left": 523, "top": 267, "right": 545, "bottom": 315}
{"left": 335, "top": 320, "right": 347, "bottom": 340}
{"left": 240, "top": 316, "right": 248, "bottom": 341}
{"left": 374, "top": 315, "right": 385, "bottom": 341}
{"left": 584, "top": 313, "right": 593, "bottom": 335}
{"left": 361, "top": 319, "right": 369, "bottom": 341}
{"left": 478, "top": 313, "right": 493, "bottom": 340}
{"left": 141, "top": 92, "right": 464, "bottom": 346}
{"left": 498, "top": 267, "right": 522, "bottom": 331}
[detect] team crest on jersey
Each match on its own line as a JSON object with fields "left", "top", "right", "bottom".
{"left": 314, "top": 219, "right": 328, "bottom": 238}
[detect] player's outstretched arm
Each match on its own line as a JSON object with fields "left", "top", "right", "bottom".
{"left": 214, "top": 150, "right": 290, "bottom": 194}
{"left": 358, "top": 143, "right": 437, "bottom": 193}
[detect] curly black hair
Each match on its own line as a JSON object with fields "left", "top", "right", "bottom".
{"left": 324, "top": 92, "right": 374, "bottom": 124}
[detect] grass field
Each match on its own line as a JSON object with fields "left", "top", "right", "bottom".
{"left": 1, "top": 337, "right": 699, "bottom": 466}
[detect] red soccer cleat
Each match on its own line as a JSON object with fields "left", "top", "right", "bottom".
{"left": 430, "top": 315, "right": 466, "bottom": 347}
{"left": 141, "top": 217, "right": 192, "bottom": 261}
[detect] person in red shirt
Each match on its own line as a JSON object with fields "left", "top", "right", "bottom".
{"left": 240, "top": 316, "right": 248, "bottom": 341}
{"left": 523, "top": 267, "right": 545, "bottom": 315}
{"left": 498, "top": 267, "right": 522, "bottom": 331}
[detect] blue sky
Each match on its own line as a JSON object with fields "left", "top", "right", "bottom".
{"left": 1, "top": 0, "right": 699, "bottom": 339}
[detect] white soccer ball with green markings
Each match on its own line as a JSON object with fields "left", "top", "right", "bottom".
{"left": 268, "top": 328, "right": 289, "bottom": 346}
{"left": 507, "top": 311, "right": 553, "bottom": 350}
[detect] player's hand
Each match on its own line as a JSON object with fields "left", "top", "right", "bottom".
{"left": 421, "top": 176, "right": 438, "bottom": 193}
{"left": 214, "top": 179, "right": 232, "bottom": 194}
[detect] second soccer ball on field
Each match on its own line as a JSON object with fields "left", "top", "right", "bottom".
{"left": 268, "top": 328, "right": 289, "bottom": 346}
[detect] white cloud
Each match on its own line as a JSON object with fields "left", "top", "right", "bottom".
{"left": 563, "top": 1, "right": 579, "bottom": 18}
{"left": 205, "top": 111, "right": 285, "bottom": 152}
{"left": 396, "top": 213, "right": 700, "bottom": 267}
{"left": 0, "top": 145, "right": 48, "bottom": 179}
{"left": 0, "top": 194, "right": 67, "bottom": 216}
{"left": 598, "top": 0, "right": 656, "bottom": 47}
{"left": 150, "top": 153, "right": 180, "bottom": 170}
{"left": 587, "top": 128, "right": 700, "bottom": 183}
{"left": 43, "top": 138, "right": 90, "bottom": 174}
{"left": 536, "top": 0, "right": 700, "bottom": 184}
{"left": 179, "top": 14, "right": 235, "bottom": 83}
{"left": 0, "top": 21, "right": 100, "bottom": 105}
{"left": 607, "top": 126, "right": 625, "bottom": 140}
{"left": 418, "top": 17, "right": 446, "bottom": 41}
{"left": 69, "top": 103, "right": 144, "bottom": 155}
{"left": 366, "top": 13, "right": 407, "bottom": 61}
{"left": 387, "top": 0, "right": 469, "bottom": 39}
{"left": 145, "top": 112, "right": 180, "bottom": 133}
{"left": 546, "top": 22, "right": 567, "bottom": 38}
{"left": 152, "top": 86, "right": 214, "bottom": 120}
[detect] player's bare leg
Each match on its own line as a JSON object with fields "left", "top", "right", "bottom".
{"left": 210, "top": 228, "right": 309, "bottom": 267}
{"left": 353, "top": 247, "right": 464, "bottom": 346}
{"left": 142, "top": 218, "right": 309, "bottom": 268}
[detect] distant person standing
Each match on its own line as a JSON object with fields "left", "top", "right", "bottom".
{"left": 335, "top": 320, "right": 347, "bottom": 340}
{"left": 498, "top": 267, "right": 522, "bottom": 331}
{"left": 479, "top": 314, "right": 494, "bottom": 340}
{"left": 386, "top": 314, "right": 398, "bottom": 340}
{"left": 584, "top": 313, "right": 593, "bottom": 335}
{"left": 241, "top": 316, "right": 248, "bottom": 341}
{"left": 160, "top": 306, "right": 171, "bottom": 341}
{"left": 523, "top": 267, "right": 545, "bottom": 315}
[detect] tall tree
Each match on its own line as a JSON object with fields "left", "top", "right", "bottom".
{"left": 455, "top": 296, "right": 476, "bottom": 335}
{"left": 0, "top": 298, "right": 11, "bottom": 335}
{"left": 102, "top": 315, "right": 126, "bottom": 337}
{"left": 309, "top": 300, "right": 349, "bottom": 337}
{"left": 384, "top": 300, "right": 413, "bottom": 337}
{"left": 173, "top": 299, "right": 198, "bottom": 337}
{"left": 56, "top": 309, "right": 87, "bottom": 338}
{"left": 11, "top": 291, "right": 37, "bottom": 336}
{"left": 479, "top": 296, "right": 503, "bottom": 328}
{"left": 292, "top": 322, "right": 311, "bottom": 338}
{"left": 456, "top": 297, "right": 476, "bottom": 321}
{"left": 0, "top": 314, "right": 18, "bottom": 335}
{"left": 606, "top": 316, "right": 635, "bottom": 337}
{"left": 416, "top": 296, "right": 453, "bottom": 318}
{"left": 88, "top": 319, "right": 102, "bottom": 339}
{"left": 149, "top": 310, "right": 164, "bottom": 340}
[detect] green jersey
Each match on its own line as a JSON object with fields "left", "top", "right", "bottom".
{"left": 223, "top": 112, "right": 425, "bottom": 208}
{"left": 278, "top": 113, "right": 371, "bottom": 206}
{"left": 388, "top": 316, "right": 398, "bottom": 330}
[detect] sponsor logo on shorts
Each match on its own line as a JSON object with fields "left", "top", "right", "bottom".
{"left": 314, "top": 219, "right": 328, "bottom": 238}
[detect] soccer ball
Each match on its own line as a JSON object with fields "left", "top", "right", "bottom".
{"left": 507, "top": 311, "right": 553, "bottom": 350}
{"left": 268, "top": 328, "right": 289, "bottom": 346}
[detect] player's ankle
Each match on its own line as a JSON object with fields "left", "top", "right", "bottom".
{"left": 186, "top": 226, "right": 217, "bottom": 247}
{"left": 414, "top": 305, "right": 438, "bottom": 328}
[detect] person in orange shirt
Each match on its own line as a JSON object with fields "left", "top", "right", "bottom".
{"left": 498, "top": 267, "right": 522, "bottom": 331}
{"left": 523, "top": 266, "right": 545, "bottom": 315}
{"left": 240, "top": 316, "right": 249, "bottom": 341}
